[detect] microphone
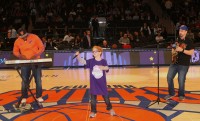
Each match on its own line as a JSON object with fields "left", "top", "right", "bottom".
{"left": 72, "top": 54, "right": 78, "bottom": 60}
{"left": 72, "top": 49, "right": 84, "bottom": 60}
{"left": 172, "top": 37, "right": 179, "bottom": 49}
{"left": 172, "top": 43, "right": 176, "bottom": 49}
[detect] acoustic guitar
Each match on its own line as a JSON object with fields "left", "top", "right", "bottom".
{"left": 172, "top": 42, "right": 186, "bottom": 64}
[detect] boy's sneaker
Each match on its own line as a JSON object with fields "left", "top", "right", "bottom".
{"left": 164, "top": 95, "right": 175, "bottom": 100}
{"left": 89, "top": 112, "right": 96, "bottom": 118}
{"left": 109, "top": 109, "right": 116, "bottom": 116}
{"left": 179, "top": 96, "right": 185, "bottom": 101}
{"left": 37, "top": 97, "right": 44, "bottom": 103}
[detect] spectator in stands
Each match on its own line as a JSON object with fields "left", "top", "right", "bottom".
{"left": 111, "top": 43, "right": 118, "bottom": 49}
{"left": 119, "top": 33, "right": 130, "bottom": 45}
{"left": 46, "top": 9, "right": 54, "bottom": 24}
{"left": 127, "top": 30, "right": 133, "bottom": 41}
{"left": 4, "top": 30, "right": 16, "bottom": 50}
{"left": 140, "top": 22, "right": 151, "bottom": 37}
{"left": 30, "top": 8, "right": 37, "bottom": 25}
{"left": 125, "top": 14, "right": 132, "bottom": 20}
{"left": 0, "top": 0, "right": 161, "bottom": 49}
{"left": 118, "top": 33, "right": 131, "bottom": 48}
{"left": 67, "top": 15, "right": 74, "bottom": 27}
{"left": 8, "top": 26, "right": 17, "bottom": 39}
{"left": 91, "top": 16, "right": 99, "bottom": 37}
{"left": 81, "top": 30, "right": 93, "bottom": 49}
{"left": 161, "top": 26, "right": 168, "bottom": 39}
{"left": 46, "top": 38, "right": 57, "bottom": 50}
{"left": 132, "top": 31, "right": 141, "bottom": 47}
{"left": 153, "top": 24, "right": 162, "bottom": 36}
{"left": 73, "top": 34, "right": 82, "bottom": 49}
{"left": 45, "top": 26, "right": 53, "bottom": 40}
{"left": 140, "top": 31, "right": 150, "bottom": 45}
{"left": 132, "top": 13, "right": 140, "bottom": 20}
{"left": 101, "top": 40, "right": 110, "bottom": 48}
{"left": 165, "top": 0, "right": 173, "bottom": 16}
{"left": 63, "top": 32, "right": 74, "bottom": 43}
{"left": 69, "top": 9, "right": 76, "bottom": 17}
{"left": 54, "top": 14, "right": 63, "bottom": 24}
{"left": 74, "top": 15, "right": 84, "bottom": 28}
{"left": 52, "top": 27, "right": 59, "bottom": 41}
{"left": 155, "top": 32, "right": 164, "bottom": 43}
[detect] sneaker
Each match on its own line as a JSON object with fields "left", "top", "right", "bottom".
{"left": 164, "top": 95, "right": 175, "bottom": 100}
{"left": 37, "top": 97, "right": 44, "bottom": 103}
{"left": 89, "top": 112, "right": 96, "bottom": 118}
{"left": 109, "top": 109, "right": 116, "bottom": 116}
{"left": 21, "top": 98, "right": 26, "bottom": 103}
{"left": 21, "top": 98, "right": 26, "bottom": 107}
{"left": 179, "top": 96, "right": 185, "bottom": 101}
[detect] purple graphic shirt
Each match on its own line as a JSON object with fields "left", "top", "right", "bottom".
{"left": 86, "top": 58, "right": 109, "bottom": 95}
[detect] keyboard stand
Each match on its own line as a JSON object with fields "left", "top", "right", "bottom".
{"left": 14, "top": 65, "right": 42, "bottom": 110}
{"left": 4, "top": 58, "right": 52, "bottom": 112}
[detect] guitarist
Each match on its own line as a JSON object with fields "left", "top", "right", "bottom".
{"left": 164, "top": 25, "right": 194, "bottom": 101}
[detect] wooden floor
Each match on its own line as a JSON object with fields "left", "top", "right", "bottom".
{"left": 0, "top": 66, "right": 200, "bottom": 121}
{"left": 0, "top": 66, "right": 200, "bottom": 92}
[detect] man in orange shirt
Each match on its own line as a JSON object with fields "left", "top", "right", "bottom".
{"left": 13, "top": 28, "right": 45, "bottom": 104}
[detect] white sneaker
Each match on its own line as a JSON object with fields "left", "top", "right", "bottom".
{"left": 109, "top": 109, "right": 116, "bottom": 116}
{"left": 37, "top": 97, "right": 44, "bottom": 103}
{"left": 21, "top": 98, "right": 27, "bottom": 107}
{"left": 89, "top": 112, "right": 96, "bottom": 118}
{"left": 21, "top": 98, "right": 26, "bottom": 103}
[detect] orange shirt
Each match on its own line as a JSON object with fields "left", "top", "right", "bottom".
{"left": 13, "top": 34, "right": 44, "bottom": 59}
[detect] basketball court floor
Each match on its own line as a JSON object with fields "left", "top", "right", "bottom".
{"left": 0, "top": 66, "right": 200, "bottom": 121}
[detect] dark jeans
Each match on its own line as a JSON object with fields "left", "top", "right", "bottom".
{"left": 21, "top": 65, "right": 42, "bottom": 98}
{"left": 167, "top": 64, "right": 189, "bottom": 97}
{"left": 90, "top": 94, "right": 112, "bottom": 113}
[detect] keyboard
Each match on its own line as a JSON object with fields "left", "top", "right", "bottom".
{"left": 5, "top": 58, "right": 52, "bottom": 65}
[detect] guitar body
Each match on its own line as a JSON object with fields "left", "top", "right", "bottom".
{"left": 171, "top": 42, "right": 187, "bottom": 64}
{"left": 172, "top": 49, "right": 178, "bottom": 64}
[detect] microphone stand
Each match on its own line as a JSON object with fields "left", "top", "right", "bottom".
{"left": 146, "top": 42, "right": 173, "bottom": 108}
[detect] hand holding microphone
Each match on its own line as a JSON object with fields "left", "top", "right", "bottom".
{"left": 172, "top": 43, "right": 176, "bottom": 49}
{"left": 72, "top": 51, "right": 80, "bottom": 60}
{"left": 73, "top": 50, "right": 86, "bottom": 64}
{"left": 73, "top": 49, "right": 84, "bottom": 60}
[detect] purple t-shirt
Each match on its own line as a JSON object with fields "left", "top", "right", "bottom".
{"left": 86, "top": 58, "right": 109, "bottom": 95}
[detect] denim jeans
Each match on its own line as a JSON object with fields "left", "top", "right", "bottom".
{"left": 90, "top": 94, "right": 112, "bottom": 113}
{"left": 21, "top": 65, "right": 42, "bottom": 98}
{"left": 167, "top": 64, "right": 189, "bottom": 97}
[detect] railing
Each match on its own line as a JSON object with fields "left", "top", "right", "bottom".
{"left": 1, "top": 48, "right": 200, "bottom": 68}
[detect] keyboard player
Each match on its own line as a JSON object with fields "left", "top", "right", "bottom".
{"left": 13, "top": 28, "right": 45, "bottom": 105}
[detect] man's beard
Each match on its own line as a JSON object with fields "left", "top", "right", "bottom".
{"left": 179, "top": 34, "right": 183, "bottom": 38}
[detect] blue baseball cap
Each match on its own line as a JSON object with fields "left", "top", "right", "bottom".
{"left": 179, "top": 25, "right": 188, "bottom": 31}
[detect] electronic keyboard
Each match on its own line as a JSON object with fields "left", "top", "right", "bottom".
{"left": 5, "top": 58, "right": 52, "bottom": 65}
